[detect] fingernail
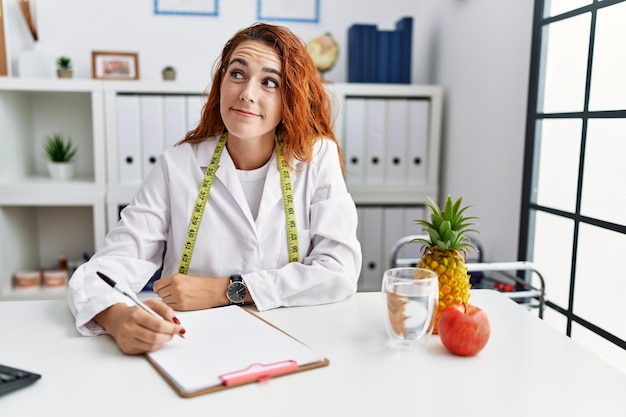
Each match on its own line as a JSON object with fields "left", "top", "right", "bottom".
{"left": 172, "top": 316, "right": 180, "bottom": 325}
{"left": 179, "top": 328, "right": 186, "bottom": 335}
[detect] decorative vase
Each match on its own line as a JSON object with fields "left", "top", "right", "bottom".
{"left": 47, "top": 162, "right": 75, "bottom": 181}
{"left": 18, "top": 42, "right": 54, "bottom": 78}
{"left": 162, "top": 69, "right": 176, "bottom": 81}
{"left": 56, "top": 69, "right": 73, "bottom": 79}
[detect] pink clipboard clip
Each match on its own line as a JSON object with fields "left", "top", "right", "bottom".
{"left": 219, "top": 360, "right": 299, "bottom": 387}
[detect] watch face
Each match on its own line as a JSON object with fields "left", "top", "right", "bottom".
{"left": 227, "top": 281, "right": 247, "bottom": 304}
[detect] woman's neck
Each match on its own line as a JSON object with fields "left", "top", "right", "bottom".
{"left": 226, "top": 133, "right": 275, "bottom": 170}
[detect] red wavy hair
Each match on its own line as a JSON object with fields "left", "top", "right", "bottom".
{"left": 180, "top": 23, "right": 343, "bottom": 172}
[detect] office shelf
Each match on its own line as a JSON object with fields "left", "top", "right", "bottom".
{"left": 0, "top": 80, "right": 442, "bottom": 299}
{"left": 328, "top": 83, "right": 443, "bottom": 291}
{"left": 0, "top": 80, "right": 105, "bottom": 300}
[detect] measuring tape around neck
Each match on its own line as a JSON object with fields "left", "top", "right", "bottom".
{"left": 178, "top": 133, "right": 299, "bottom": 274}
{"left": 274, "top": 138, "right": 299, "bottom": 263}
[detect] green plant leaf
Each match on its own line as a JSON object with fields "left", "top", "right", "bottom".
{"left": 44, "top": 134, "right": 77, "bottom": 162}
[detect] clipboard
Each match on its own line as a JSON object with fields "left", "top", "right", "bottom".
{"left": 145, "top": 305, "right": 329, "bottom": 398}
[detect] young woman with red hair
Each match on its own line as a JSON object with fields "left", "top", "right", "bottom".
{"left": 68, "top": 23, "right": 362, "bottom": 354}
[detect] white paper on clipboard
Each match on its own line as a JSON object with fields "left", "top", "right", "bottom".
{"left": 146, "top": 305, "right": 326, "bottom": 396}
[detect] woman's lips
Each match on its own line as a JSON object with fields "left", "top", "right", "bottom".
{"left": 232, "top": 107, "right": 259, "bottom": 117}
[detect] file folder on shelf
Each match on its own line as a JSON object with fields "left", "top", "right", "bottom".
{"left": 357, "top": 207, "right": 384, "bottom": 292}
{"left": 385, "top": 99, "right": 409, "bottom": 184}
{"left": 344, "top": 98, "right": 367, "bottom": 185}
{"left": 383, "top": 207, "right": 407, "bottom": 271}
{"left": 364, "top": 99, "right": 386, "bottom": 185}
{"left": 186, "top": 95, "right": 204, "bottom": 132}
{"left": 140, "top": 95, "right": 165, "bottom": 179}
{"left": 146, "top": 305, "right": 329, "bottom": 398}
{"left": 347, "top": 17, "right": 412, "bottom": 83}
{"left": 163, "top": 95, "right": 187, "bottom": 148}
{"left": 116, "top": 95, "right": 142, "bottom": 184}
{"left": 407, "top": 100, "right": 429, "bottom": 185}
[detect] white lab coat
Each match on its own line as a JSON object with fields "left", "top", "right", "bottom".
{"left": 68, "top": 136, "right": 362, "bottom": 335}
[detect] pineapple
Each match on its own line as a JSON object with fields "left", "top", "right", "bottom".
{"left": 415, "top": 195, "right": 479, "bottom": 334}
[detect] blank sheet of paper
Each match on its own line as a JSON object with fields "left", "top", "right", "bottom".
{"left": 146, "top": 305, "right": 325, "bottom": 395}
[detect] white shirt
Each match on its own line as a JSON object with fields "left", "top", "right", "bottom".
{"left": 237, "top": 159, "right": 270, "bottom": 220}
{"left": 68, "top": 136, "right": 362, "bottom": 336}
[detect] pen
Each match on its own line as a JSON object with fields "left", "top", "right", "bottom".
{"left": 96, "top": 271, "right": 185, "bottom": 339}
{"left": 96, "top": 271, "right": 185, "bottom": 338}
{"left": 97, "top": 271, "right": 163, "bottom": 319}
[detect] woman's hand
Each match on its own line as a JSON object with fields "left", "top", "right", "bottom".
{"left": 94, "top": 299, "right": 185, "bottom": 355}
{"left": 152, "top": 274, "right": 231, "bottom": 311}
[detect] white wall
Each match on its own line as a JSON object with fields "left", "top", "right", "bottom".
{"left": 4, "top": 0, "right": 439, "bottom": 85}
{"left": 434, "top": 1, "right": 534, "bottom": 262}
{"left": 3, "top": 0, "right": 534, "bottom": 262}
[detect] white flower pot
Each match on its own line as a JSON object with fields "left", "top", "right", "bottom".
{"left": 47, "top": 162, "right": 75, "bottom": 181}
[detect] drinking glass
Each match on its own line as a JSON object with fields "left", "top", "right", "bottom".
{"left": 382, "top": 267, "right": 438, "bottom": 348}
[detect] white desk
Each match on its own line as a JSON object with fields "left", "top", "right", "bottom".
{"left": 1, "top": 290, "right": 625, "bottom": 416}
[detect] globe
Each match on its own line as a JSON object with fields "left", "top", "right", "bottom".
{"left": 307, "top": 33, "right": 339, "bottom": 74}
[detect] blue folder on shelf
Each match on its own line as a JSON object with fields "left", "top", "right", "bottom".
{"left": 347, "top": 16, "right": 413, "bottom": 84}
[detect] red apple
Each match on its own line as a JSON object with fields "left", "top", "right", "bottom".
{"left": 438, "top": 304, "right": 491, "bottom": 356}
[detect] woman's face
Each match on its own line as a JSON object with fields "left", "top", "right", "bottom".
{"left": 220, "top": 40, "right": 283, "bottom": 143}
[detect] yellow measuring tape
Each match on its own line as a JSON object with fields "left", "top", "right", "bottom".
{"left": 274, "top": 138, "right": 300, "bottom": 263}
{"left": 178, "top": 133, "right": 299, "bottom": 274}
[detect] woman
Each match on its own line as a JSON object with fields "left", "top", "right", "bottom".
{"left": 68, "top": 23, "right": 362, "bottom": 354}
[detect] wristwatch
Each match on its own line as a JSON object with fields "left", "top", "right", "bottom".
{"left": 226, "top": 274, "right": 247, "bottom": 305}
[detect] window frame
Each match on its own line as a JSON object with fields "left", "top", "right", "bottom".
{"left": 519, "top": 0, "right": 626, "bottom": 351}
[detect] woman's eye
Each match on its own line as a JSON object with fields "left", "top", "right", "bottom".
{"left": 265, "top": 78, "right": 279, "bottom": 88}
{"left": 229, "top": 70, "right": 244, "bottom": 79}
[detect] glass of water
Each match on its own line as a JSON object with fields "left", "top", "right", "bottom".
{"left": 382, "top": 267, "right": 439, "bottom": 348}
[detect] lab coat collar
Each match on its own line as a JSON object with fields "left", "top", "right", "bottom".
{"left": 193, "top": 137, "right": 298, "bottom": 227}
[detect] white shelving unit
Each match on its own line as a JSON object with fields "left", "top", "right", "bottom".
{"left": 101, "top": 80, "right": 207, "bottom": 232}
{"left": 0, "top": 79, "right": 442, "bottom": 299}
{"left": 328, "top": 83, "right": 442, "bottom": 205}
{"left": 328, "top": 83, "right": 443, "bottom": 290}
{"left": 0, "top": 78, "right": 106, "bottom": 300}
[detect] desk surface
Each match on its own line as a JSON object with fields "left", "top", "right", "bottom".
{"left": 1, "top": 290, "right": 625, "bottom": 416}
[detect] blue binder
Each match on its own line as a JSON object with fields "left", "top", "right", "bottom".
{"left": 347, "top": 17, "right": 413, "bottom": 84}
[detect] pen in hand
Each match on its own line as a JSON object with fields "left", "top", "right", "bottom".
{"left": 96, "top": 271, "right": 185, "bottom": 338}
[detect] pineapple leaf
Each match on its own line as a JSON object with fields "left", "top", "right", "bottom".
{"left": 440, "top": 220, "right": 451, "bottom": 237}
{"left": 428, "top": 229, "right": 441, "bottom": 244}
{"left": 431, "top": 214, "right": 444, "bottom": 230}
{"left": 443, "top": 197, "right": 454, "bottom": 220}
{"left": 436, "top": 240, "right": 449, "bottom": 251}
{"left": 452, "top": 195, "right": 463, "bottom": 213}
{"left": 415, "top": 195, "right": 480, "bottom": 253}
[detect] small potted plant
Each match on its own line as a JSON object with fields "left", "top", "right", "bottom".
{"left": 44, "top": 133, "right": 77, "bottom": 180}
{"left": 56, "top": 56, "right": 73, "bottom": 78}
{"left": 162, "top": 65, "right": 176, "bottom": 81}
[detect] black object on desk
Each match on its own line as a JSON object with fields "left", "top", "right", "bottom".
{"left": 0, "top": 364, "right": 41, "bottom": 395}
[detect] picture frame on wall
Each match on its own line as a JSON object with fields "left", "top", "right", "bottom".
{"left": 257, "top": 0, "right": 320, "bottom": 23}
{"left": 154, "top": 0, "right": 218, "bottom": 16}
{"left": 92, "top": 51, "right": 139, "bottom": 80}
{"left": 0, "top": 0, "right": 9, "bottom": 76}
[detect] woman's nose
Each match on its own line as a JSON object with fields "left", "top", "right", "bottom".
{"left": 239, "top": 83, "right": 256, "bottom": 103}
